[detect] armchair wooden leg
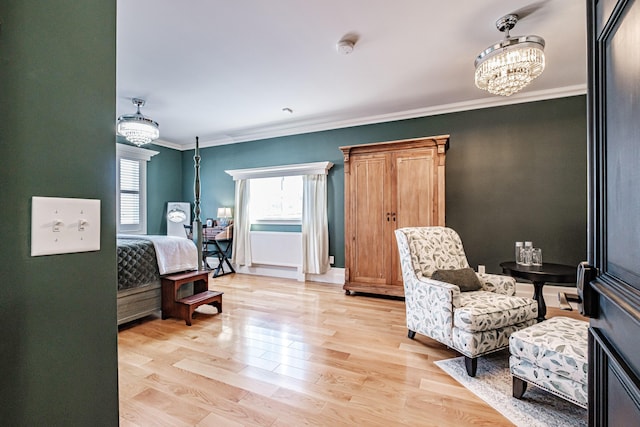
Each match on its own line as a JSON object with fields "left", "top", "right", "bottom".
{"left": 513, "top": 377, "right": 528, "bottom": 398}
{"left": 465, "top": 356, "right": 478, "bottom": 377}
{"left": 408, "top": 330, "right": 416, "bottom": 339}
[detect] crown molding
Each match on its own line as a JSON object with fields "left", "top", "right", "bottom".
{"left": 147, "top": 138, "right": 184, "bottom": 150}
{"left": 175, "top": 85, "right": 587, "bottom": 151}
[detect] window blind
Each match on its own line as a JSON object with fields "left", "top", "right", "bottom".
{"left": 119, "top": 158, "right": 140, "bottom": 225}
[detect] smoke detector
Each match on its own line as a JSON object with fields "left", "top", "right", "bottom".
{"left": 336, "top": 39, "right": 355, "bottom": 55}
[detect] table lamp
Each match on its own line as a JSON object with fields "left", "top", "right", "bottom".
{"left": 217, "top": 207, "right": 232, "bottom": 227}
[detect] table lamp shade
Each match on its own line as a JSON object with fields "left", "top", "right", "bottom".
{"left": 217, "top": 207, "right": 232, "bottom": 219}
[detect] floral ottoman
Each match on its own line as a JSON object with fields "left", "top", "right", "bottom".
{"left": 509, "top": 316, "right": 589, "bottom": 408}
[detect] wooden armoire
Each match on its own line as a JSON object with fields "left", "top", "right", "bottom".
{"left": 340, "top": 135, "right": 448, "bottom": 297}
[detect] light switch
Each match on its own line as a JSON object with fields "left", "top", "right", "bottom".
{"left": 31, "top": 196, "right": 101, "bottom": 256}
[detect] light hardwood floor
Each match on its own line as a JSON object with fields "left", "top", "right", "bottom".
{"left": 118, "top": 273, "right": 585, "bottom": 426}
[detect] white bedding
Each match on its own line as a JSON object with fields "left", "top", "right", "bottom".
{"left": 118, "top": 234, "right": 198, "bottom": 275}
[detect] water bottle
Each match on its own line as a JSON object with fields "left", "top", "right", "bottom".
{"left": 515, "top": 242, "right": 523, "bottom": 265}
{"left": 521, "top": 241, "right": 533, "bottom": 266}
{"left": 532, "top": 248, "right": 543, "bottom": 266}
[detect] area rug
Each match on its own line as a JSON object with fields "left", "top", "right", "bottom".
{"left": 435, "top": 350, "right": 587, "bottom": 427}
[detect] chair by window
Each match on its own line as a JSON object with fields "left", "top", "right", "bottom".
{"left": 184, "top": 223, "right": 232, "bottom": 275}
{"left": 394, "top": 226, "right": 538, "bottom": 376}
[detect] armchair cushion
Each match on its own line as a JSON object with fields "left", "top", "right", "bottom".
{"left": 432, "top": 268, "right": 483, "bottom": 292}
{"left": 455, "top": 292, "right": 538, "bottom": 332}
{"left": 477, "top": 272, "right": 516, "bottom": 296}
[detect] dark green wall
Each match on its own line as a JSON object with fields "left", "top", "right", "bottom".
{"left": 117, "top": 138, "right": 183, "bottom": 235}
{"left": 442, "top": 98, "right": 587, "bottom": 272}
{"left": 178, "top": 96, "right": 587, "bottom": 273}
{"left": 0, "top": 1, "right": 119, "bottom": 425}
{"left": 145, "top": 143, "right": 184, "bottom": 234}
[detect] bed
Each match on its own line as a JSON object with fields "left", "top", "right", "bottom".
{"left": 117, "top": 235, "right": 198, "bottom": 325}
{"left": 118, "top": 137, "right": 207, "bottom": 325}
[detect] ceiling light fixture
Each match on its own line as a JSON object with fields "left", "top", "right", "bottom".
{"left": 474, "top": 14, "right": 545, "bottom": 97}
{"left": 116, "top": 98, "right": 160, "bottom": 146}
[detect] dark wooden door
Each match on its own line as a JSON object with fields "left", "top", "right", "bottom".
{"left": 588, "top": 0, "right": 640, "bottom": 424}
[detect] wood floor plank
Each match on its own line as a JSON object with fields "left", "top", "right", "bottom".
{"left": 173, "top": 357, "right": 280, "bottom": 397}
{"left": 239, "top": 365, "right": 355, "bottom": 405}
{"left": 196, "top": 411, "right": 246, "bottom": 427}
{"left": 140, "top": 362, "right": 278, "bottom": 426}
{"left": 119, "top": 273, "right": 586, "bottom": 425}
{"left": 142, "top": 364, "right": 248, "bottom": 406}
{"left": 131, "top": 387, "right": 211, "bottom": 425}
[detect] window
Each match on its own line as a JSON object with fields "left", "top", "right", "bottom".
{"left": 249, "top": 176, "right": 303, "bottom": 224}
{"left": 116, "top": 143, "right": 158, "bottom": 234}
{"left": 119, "top": 158, "right": 141, "bottom": 227}
{"left": 225, "top": 161, "right": 334, "bottom": 227}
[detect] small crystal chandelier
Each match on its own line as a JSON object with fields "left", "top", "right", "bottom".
{"left": 474, "top": 14, "right": 545, "bottom": 97}
{"left": 116, "top": 98, "right": 160, "bottom": 146}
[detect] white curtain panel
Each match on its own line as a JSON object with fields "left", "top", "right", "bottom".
{"left": 302, "top": 174, "right": 330, "bottom": 274}
{"left": 231, "top": 179, "right": 252, "bottom": 266}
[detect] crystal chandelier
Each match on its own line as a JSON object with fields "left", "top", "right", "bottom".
{"left": 475, "top": 14, "right": 545, "bottom": 97}
{"left": 116, "top": 98, "right": 160, "bottom": 146}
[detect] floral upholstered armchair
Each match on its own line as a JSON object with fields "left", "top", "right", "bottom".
{"left": 394, "top": 226, "right": 538, "bottom": 376}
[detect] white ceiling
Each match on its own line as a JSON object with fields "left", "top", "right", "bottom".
{"left": 116, "top": 0, "right": 587, "bottom": 150}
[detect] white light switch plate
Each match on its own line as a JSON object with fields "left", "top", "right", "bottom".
{"left": 31, "top": 196, "right": 101, "bottom": 256}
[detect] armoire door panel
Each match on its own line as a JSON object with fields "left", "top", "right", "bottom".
{"left": 394, "top": 150, "right": 436, "bottom": 228}
{"left": 351, "top": 156, "right": 388, "bottom": 284}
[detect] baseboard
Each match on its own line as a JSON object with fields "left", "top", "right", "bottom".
{"left": 306, "top": 267, "right": 345, "bottom": 285}
{"left": 232, "top": 263, "right": 345, "bottom": 285}
{"left": 514, "top": 282, "right": 578, "bottom": 309}
{"left": 233, "top": 264, "right": 304, "bottom": 281}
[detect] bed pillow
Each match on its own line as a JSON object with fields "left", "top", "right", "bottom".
{"left": 431, "top": 268, "right": 482, "bottom": 292}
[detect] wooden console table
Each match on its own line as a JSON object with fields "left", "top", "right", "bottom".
{"left": 161, "top": 270, "right": 223, "bottom": 326}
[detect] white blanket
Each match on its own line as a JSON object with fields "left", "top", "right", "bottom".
{"left": 118, "top": 235, "right": 198, "bottom": 275}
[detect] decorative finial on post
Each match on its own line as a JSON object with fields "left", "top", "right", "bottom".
{"left": 194, "top": 136, "right": 203, "bottom": 271}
